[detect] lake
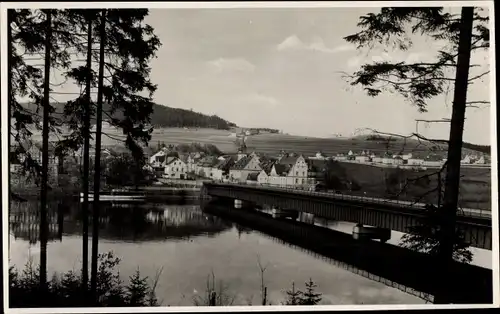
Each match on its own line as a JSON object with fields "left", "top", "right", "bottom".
{"left": 8, "top": 198, "right": 492, "bottom": 306}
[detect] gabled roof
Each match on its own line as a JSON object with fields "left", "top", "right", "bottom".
{"left": 213, "top": 157, "right": 234, "bottom": 170}
{"left": 197, "top": 156, "right": 219, "bottom": 167}
{"left": 232, "top": 155, "right": 253, "bottom": 170}
{"left": 278, "top": 156, "right": 298, "bottom": 166}
{"left": 273, "top": 164, "right": 291, "bottom": 176}
{"left": 165, "top": 156, "right": 181, "bottom": 165}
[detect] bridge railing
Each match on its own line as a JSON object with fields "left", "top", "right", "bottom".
{"left": 207, "top": 180, "right": 492, "bottom": 219}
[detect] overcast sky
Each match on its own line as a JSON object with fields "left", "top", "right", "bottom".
{"left": 141, "top": 6, "right": 491, "bottom": 145}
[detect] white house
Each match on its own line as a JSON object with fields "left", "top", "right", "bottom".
{"left": 211, "top": 157, "right": 234, "bottom": 181}
{"left": 196, "top": 156, "right": 219, "bottom": 178}
{"left": 267, "top": 155, "right": 309, "bottom": 188}
{"left": 407, "top": 158, "right": 424, "bottom": 166}
{"left": 149, "top": 148, "right": 169, "bottom": 167}
{"left": 355, "top": 155, "right": 370, "bottom": 163}
{"left": 461, "top": 155, "right": 472, "bottom": 164}
{"left": 229, "top": 155, "right": 262, "bottom": 183}
{"left": 309, "top": 151, "right": 327, "bottom": 160}
{"left": 381, "top": 153, "right": 394, "bottom": 164}
{"left": 393, "top": 156, "right": 404, "bottom": 166}
{"left": 164, "top": 157, "right": 188, "bottom": 179}
{"left": 475, "top": 155, "right": 486, "bottom": 164}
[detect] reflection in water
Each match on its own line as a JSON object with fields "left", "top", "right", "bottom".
{"left": 9, "top": 199, "right": 440, "bottom": 306}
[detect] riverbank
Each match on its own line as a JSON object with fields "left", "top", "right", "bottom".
{"left": 10, "top": 184, "right": 202, "bottom": 202}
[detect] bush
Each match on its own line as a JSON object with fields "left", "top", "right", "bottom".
{"left": 9, "top": 252, "right": 160, "bottom": 308}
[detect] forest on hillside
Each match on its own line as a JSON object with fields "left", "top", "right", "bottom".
{"left": 20, "top": 102, "right": 238, "bottom": 130}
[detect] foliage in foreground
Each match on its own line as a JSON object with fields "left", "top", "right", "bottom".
{"left": 400, "top": 204, "right": 473, "bottom": 264}
{"left": 9, "top": 252, "right": 160, "bottom": 307}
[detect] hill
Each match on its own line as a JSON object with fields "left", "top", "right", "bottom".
{"left": 322, "top": 161, "right": 491, "bottom": 210}
{"left": 19, "top": 102, "right": 238, "bottom": 130}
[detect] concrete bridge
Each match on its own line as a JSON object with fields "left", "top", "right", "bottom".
{"left": 202, "top": 183, "right": 492, "bottom": 250}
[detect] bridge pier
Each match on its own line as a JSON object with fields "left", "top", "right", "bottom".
{"left": 352, "top": 223, "right": 391, "bottom": 243}
{"left": 271, "top": 207, "right": 298, "bottom": 220}
{"left": 234, "top": 199, "right": 254, "bottom": 209}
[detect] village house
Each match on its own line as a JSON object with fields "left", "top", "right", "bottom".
{"left": 149, "top": 148, "right": 170, "bottom": 167}
{"left": 407, "top": 156, "right": 425, "bottom": 166}
{"left": 381, "top": 152, "right": 394, "bottom": 165}
{"left": 229, "top": 154, "right": 262, "bottom": 183}
{"left": 163, "top": 156, "right": 188, "bottom": 179}
{"left": 246, "top": 172, "right": 260, "bottom": 185}
{"left": 475, "top": 155, "right": 488, "bottom": 165}
{"left": 393, "top": 156, "right": 404, "bottom": 166}
{"left": 267, "top": 154, "right": 309, "bottom": 188}
{"left": 461, "top": 154, "right": 472, "bottom": 164}
{"left": 371, "top": 153, "right": 383, "bottom": 163}
{"left": 355, "top": 152, "right": 370, "bottom": 163}
{"left": 211, "top": 157, "right": 235, "bottom": 181}
{"left": 256, "top": 158, "right": 276, "bottom": 185}
{"left": 308, "top": 151, "right": 327, "bottom": 160}
{"left": 334, "top": 153, "right": 347, "bottom": 161}
{"left": 423, "top": 154, "right": 444, "bottom": 167}
{"left": 196, "top": 156, "right": 219, "bottom": 179}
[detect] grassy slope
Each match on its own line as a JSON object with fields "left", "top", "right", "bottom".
{"left": 333, "top": 162, "right": 491, "bottom": 210}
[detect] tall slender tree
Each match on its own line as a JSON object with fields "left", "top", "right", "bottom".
{"left": 343, "top": 6, "right": 489, "bottom": 303}
{"left": 90, "top": 9, "right": 107, "bottom": 302}
{"left": 39, "top": 8, "right": 53, "bottom": 292}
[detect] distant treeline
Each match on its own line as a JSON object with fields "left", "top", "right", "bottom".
{"left": 462, "top": 142, "right": 490, "bottom": 154}
{"left": 19, "top": 102, "right": 238, "bottom": 130}
{"left": 248, "top": 128, "right": 280, "bottom": 134}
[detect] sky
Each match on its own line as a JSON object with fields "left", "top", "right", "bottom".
{"left": 140, "top": 6, "right": 492, "bottom": 145}
{"left": 10, "top": 5, "right": 492, "bottom": 145}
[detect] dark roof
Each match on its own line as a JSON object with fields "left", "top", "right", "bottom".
{"left": 198, "top": 156, "right": 219, "bottom": 167}
{"left": 214, "top": 157, "right": 234, "bottom": 170}
{"left": 278, "top": 156, "right": 298, "bottom": 166}
{"left": 260, "top": 159, "right": 276, "bottom": 174}
{"left": 165, "top": 156, "right": 179, "bottom": 165}
{"left": 273, "top": 164, "right": 290, "bottom": 176}
{"left": 232, "top": 155, "right": 253, "bottom": 170}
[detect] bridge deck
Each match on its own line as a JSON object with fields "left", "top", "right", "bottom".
{"left": 203, "top": 183, "right": 492, "bottom": 250}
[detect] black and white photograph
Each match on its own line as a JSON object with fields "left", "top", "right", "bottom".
{"left": 1, "top": 1, "right": 498, "bottom": 311}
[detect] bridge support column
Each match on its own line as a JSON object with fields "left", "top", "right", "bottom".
{"left": 234, "top": 199, "right": 253, "bottom": 209}
{"left": 352, "top": 224, "right": 391, "bottom": 243}
{"left": 271, "top": 207, "right": 298, "bottom": 220}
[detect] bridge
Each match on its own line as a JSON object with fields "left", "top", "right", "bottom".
{"left": 202, "top": 183, "right": 492, "bottom": 250}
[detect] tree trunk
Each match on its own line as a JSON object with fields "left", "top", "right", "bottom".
{"left": 434, "top": 6, "right": 474, "bottom": 304}
{"left": 90, "top": 9, "right": 106, "bottom": 302}
{"left": 81, "top": 15, "right": 93, "bottom": 294}
{"left": 40, "top": 9, "right": 53, "bottom": 292}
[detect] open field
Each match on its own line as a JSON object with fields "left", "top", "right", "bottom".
{"left": 31, "top": 127, "right": 481, "bottom": 158}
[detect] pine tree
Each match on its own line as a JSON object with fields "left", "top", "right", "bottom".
{"left": 299, "top": 278, "right": 322, "bottom": 305}
{"left": 89, "top": 8, "right": 161, "bottom": 300}
{"left": 284, "top": 281, "right": 303, "bottom": 305}
{"left": 343, "top": 6, "right": 489, "bottom": 304}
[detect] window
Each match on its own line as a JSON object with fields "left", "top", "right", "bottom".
{"left": 295, "top": 178, "right": 298, "bottom": 184}
{"left": 296, "top": 171, "right": 298, "bottom": 176}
